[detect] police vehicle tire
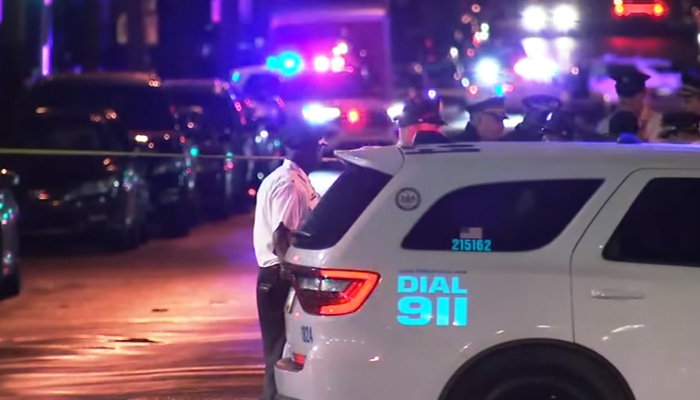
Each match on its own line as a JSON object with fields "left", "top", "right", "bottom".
{"left": 445, "top": 344, "right": 631, "bottom": 400}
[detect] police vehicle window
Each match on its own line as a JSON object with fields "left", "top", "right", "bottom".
{"left": 243, "top": 74, "right": 281, "bottom": 98}
{"left": 29, "top": 83, "right": 175, "bottom": 131}
{"left": 402, "top": 180, "right": 603, "bottom": 252}
{"left": 280, "top": 72, "right": 374, "bottom": 101}
{"left": 294, "top": 164, "right": 393, "bottom": 250}
{"left": 603, "top": 178, "right": 700, "bottom": 267}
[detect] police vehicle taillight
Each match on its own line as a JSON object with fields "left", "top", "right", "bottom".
{"left": 292, "top": 268, "right": 380, "bottom": 316}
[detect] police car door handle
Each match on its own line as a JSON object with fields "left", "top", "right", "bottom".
{"left": 591, "top": 289, "right": 645, "bottom": 300}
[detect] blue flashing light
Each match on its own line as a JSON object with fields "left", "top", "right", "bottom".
{"left": 266, "top": 56, "right": 280, "bottom": 70}
{"left": 277, "top": 51, "right": 304, "bottom": 76}
{"left": 231, "top": 71, "right": 241, "bottom": 82}
{"left": 494, "top": 84, "right": 505, "bottom": 97}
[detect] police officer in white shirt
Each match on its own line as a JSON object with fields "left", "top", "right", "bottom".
{"left": 253, "top": 128, "right": 326, "bottom": 400}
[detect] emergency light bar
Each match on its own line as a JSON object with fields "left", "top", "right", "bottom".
{"left": 267, "top": 42, "right": 351, "bottom": 76}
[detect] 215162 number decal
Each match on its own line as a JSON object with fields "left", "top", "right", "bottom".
{"left": 452, "top": 239, "right": 491, "bottom": 252}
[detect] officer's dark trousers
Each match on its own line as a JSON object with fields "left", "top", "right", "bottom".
{"left": 257, "top": 264, "right": 292, "bottom": 400}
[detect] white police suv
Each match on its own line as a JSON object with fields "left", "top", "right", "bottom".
{"left": 276, "top": 141, "right": 700, "bottom": 400}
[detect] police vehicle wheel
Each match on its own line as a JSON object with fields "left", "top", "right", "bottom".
{"left": 445, "top": 345, "right": 631, "bottom": 400}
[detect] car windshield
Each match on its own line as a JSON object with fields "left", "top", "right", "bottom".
{"left": 29, "top": 82, "right": 175, "bottom": 131}
{"left": 280, "top": 72, "right": 375, "bottom": 100}
{"left": 167, "top": 89, "right": 235, "bottom": 128}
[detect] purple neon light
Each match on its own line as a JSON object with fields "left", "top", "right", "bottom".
{"left": 211, "top": 0, "right": 221, "bottom": 23}
{"left": 44, "top": 0, "right": 52, "bottom": 5}
{"left": 42, "top": 44, "right": 51, "bottom": 76}
{"left": 0, "top": 0, "right": 3, "bottom": 24}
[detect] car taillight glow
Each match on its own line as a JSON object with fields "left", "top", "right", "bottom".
{"left": 613, "top": 2, "right": 666, "bottom": 17}
{"left": 293, "top": 268, "right": 380, "bottom": 316}
{"left": 292, "top": 353, "right": 306, "bottom": 366}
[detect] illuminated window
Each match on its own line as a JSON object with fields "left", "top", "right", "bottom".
{"left": 402, "top": 180, "right": 603, "bottom": 252}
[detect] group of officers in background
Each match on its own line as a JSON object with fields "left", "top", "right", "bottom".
{"left": 396, "top": 65, "right": 700, "bottom": 147}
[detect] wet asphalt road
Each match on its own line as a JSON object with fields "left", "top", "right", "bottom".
{"left": 0, "top": 215, "right": 263, "bottom": 400}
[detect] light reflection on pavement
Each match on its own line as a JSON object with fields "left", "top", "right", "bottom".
{"left": 0, "top": 216, "right": 264, "bottom": 400}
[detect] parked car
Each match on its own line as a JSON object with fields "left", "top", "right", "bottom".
{"left": 164, "top": 79, "right": 255, "bottom": 216}
{"left": 0, "top": 168, "right": 21, "bottom": 301}
{"left": 6, "top": 108, "right": 150, "bottom": 251}
{"left": 26, "top": 72, "right": 197, "bottom": 237}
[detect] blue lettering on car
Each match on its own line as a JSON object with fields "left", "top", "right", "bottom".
{"left": 397, "top": 275, "right": 469, "bottom": 327}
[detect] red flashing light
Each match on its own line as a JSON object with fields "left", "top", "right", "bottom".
{"left": 247, "top": 188, "right": 257, "bottom": 197}
{"left": 468, "top": 85, "right": 479, "bottom": 95}
{"left": 293, "top": 268, "right": 380, "bottom": 316}
{"left": 503, "top": 83, "right": 514, "bottom": 93}
{"left": 347, "top": 109, "right": 360, "bottom": 124}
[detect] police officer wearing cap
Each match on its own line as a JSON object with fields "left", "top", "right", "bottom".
{"left": 253, "top": 129, "right": 326, "bottom": 400}
{"left": 596, "top": 66, "right": 656, "bottom": 139}
{"left": 452, "top": 95, "right": 508, "bottom": 142}
{"left": 656, "top": 112, "right": 700, "bottom": 144}
{"left": 510, "top": 95, "right": 564, "bottom": 141}
{"left": 395, "top": 96, "right": 450, "bottom": 146}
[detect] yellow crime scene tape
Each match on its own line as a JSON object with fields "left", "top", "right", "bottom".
{"left": 0, "top": 147, "right": 340, "bottom": 162}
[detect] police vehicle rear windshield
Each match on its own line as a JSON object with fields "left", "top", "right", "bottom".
{"left": 29, "top": 83, "right": 175, "bottom": 131}
{"left": 280, "top": 72, "right": 375, "bottom": 101}
{"left": 294, "top": 163, "right": 392, "bottom": 250}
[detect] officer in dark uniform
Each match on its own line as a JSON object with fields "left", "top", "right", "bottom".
{"left": 395, "top": 96, "right": 450, "bottom": 146}
{"left": 509, "top": 95, "right": 563, "bottom": 141}
{"left": 656, "top": 112, "right": 700, "bottom": 144}
{"left": 608, "top": 111, "right": 639, "bottom": 138}
{"left": 679, "top": 69, "right": 700, "bottom": 115}
{"left": 451, "top": 95, "right": 508, "bottom": 142}
{"left": 596, "top": 66, "right": 650, "bottom": 136}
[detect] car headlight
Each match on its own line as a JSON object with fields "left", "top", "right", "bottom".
{"left": 386, "top": 103, "right": 405, "bottom": 120}
{"left": 522, "top": 6, "right": 547, "bottom": 32}
{"left": 302, "top": 104, "right": 341, "bottom": 125}
{"left": 64, "top": 177, "right": 119, "bottom": 200}
{"left": 552, "top": 4, "right": 578, "bottom": 31}
{"left": 474, "top": 58, "right": 501, "bottom": 86}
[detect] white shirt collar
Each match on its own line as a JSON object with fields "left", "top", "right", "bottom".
{"left": 283, "top": 159, "right": 310, "bottom": 180}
